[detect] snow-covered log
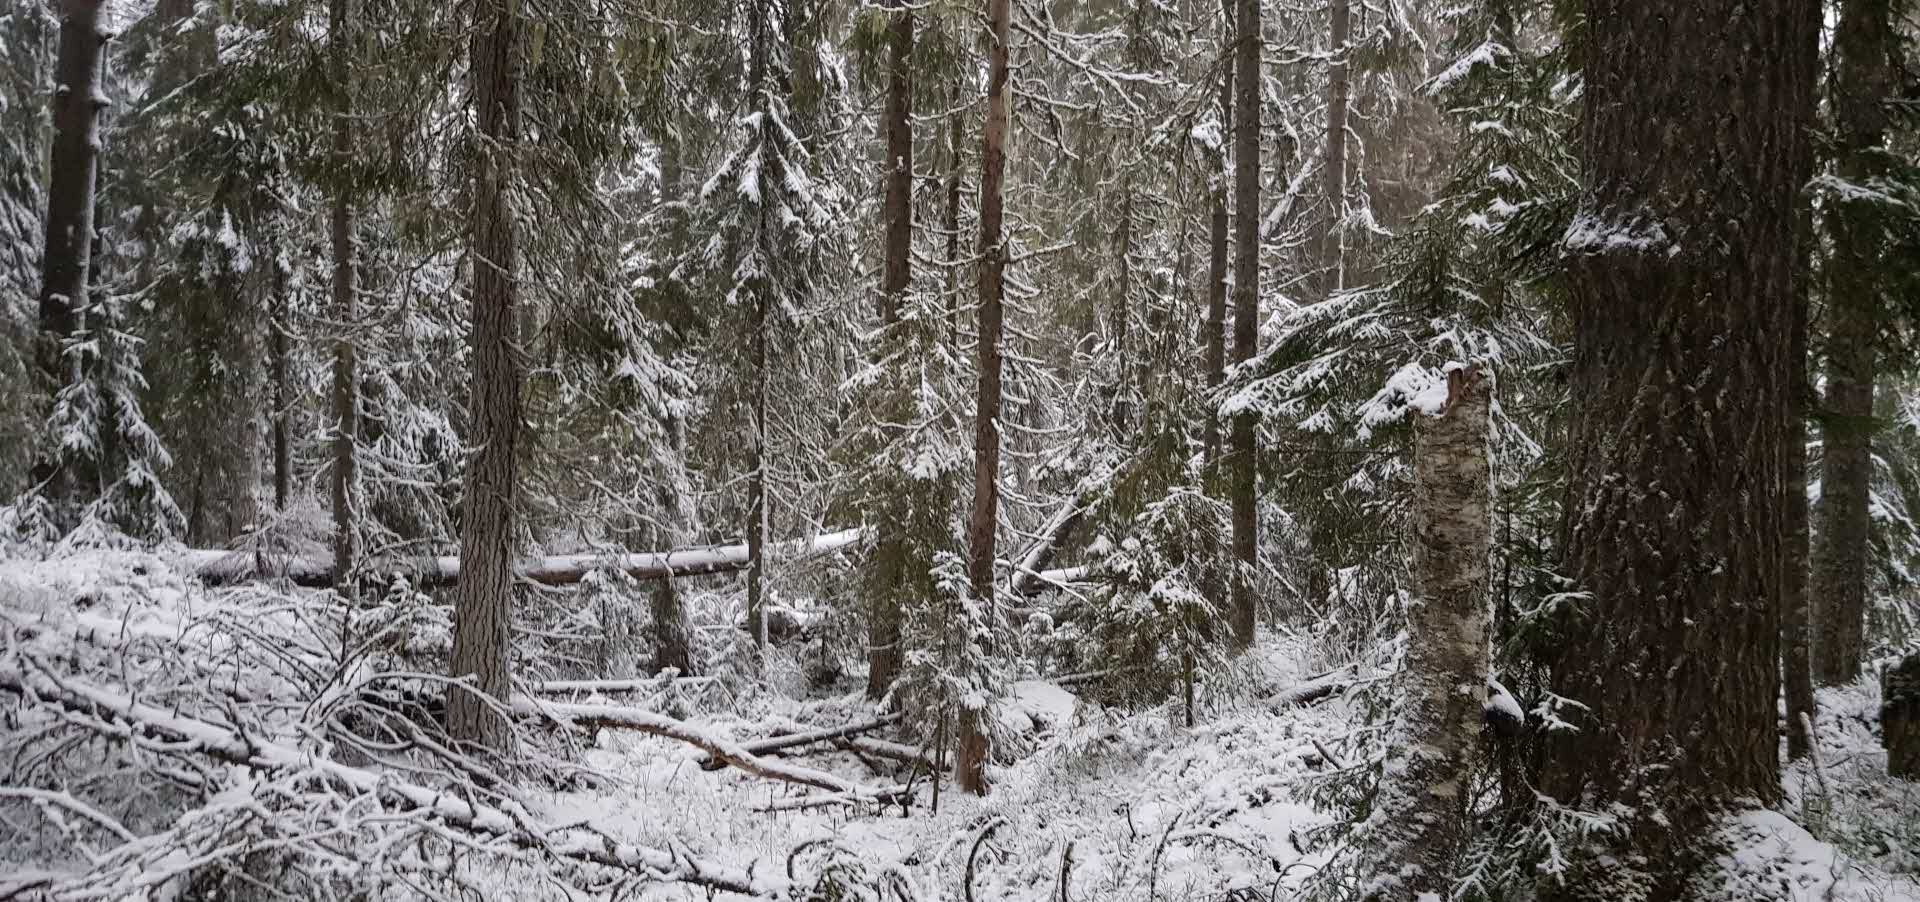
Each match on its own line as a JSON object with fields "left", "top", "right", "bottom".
{"left": 182, "top": 527, "right": 867, "bottom": 588}
{"left": 0, "top": 662, "right": 785, "bottom": 897}
{"left": 512, "top": 698, "right": 904, "bottom": 801}
{"left": 699, "top": 714, "right": 904, "bottom": 770}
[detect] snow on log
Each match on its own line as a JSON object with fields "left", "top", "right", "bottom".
{"left": 513, "top": 698, "right": 904, "bottom": 801}
{"left": 698, "top": 714, "right": 904, "bottom": 771}
{"left": 182, "top": 528, "right": 867, "bottom": 589}
{"left": 0, "top": 663, "right": 784, "bottom": 897}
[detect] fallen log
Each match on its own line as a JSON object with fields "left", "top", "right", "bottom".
{"left": 0, "top": 663, "right": 784, "bottom": 897}
{"left": 528, "top": 675, "right": 719, "bottom": 695}
{"left": 183, "top": 528, "right": 867, "bottom": 589}
{"left": 699, "top": 714, "right": 904, "bottom": 771}
{"left": 513, "top": 698, "right": 902, "bottom": 801}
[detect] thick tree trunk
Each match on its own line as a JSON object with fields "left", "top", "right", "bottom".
{"left": 650, "top": 579, "right": 697, "bottom": 677}
{"left": 958, "top": 0, "right": 1011, "bottom": 797}
{"left": 1813, "top": 0, "right": 1896, "bottom": 688}
{"left": 34, "top": 0, "right": 109, "bottom": 503}
{"left": 327, "top": 0, "right": 357, "bottom": 591}
{"left": 1887, "top": 652, "right": 1920, "bottom": 778}
{"left": 1365, "top": 365, "right": 1492, "bottom": 901}
{"left": 1227, "top": 0, "right": 1260, "bottom": 649}
{"left": 1204, "top": 15, "right": 1230, "bottom": 470}
{"left": 446, "top": 0, "right": 522, "bottom": 752}
{"left": 1318, "top": 0, "right": 1349, "bottom": 299}
{"left": 1785, "top": 209, "right": 1816, "bottom": 762}
{"left": 1542, "top": 0, "right": 1816, "bottom": 894}
{"left": 865, "top": 0, "right": 913, "bottom": 701}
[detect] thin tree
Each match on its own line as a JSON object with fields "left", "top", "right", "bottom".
{"left": 327, "top": 0, "right": 358, "bottom": 591}
{"left": 1813, "top": 0, "right": 1899, "bottom": 687}
{"left": 1204, "top": 0, "right": 1230, "bottom": 468}
{"left": 1541, "top": 0, "right": 1817, "bottom": 892}
{"left": 446, "top": 0, "right": 523, "bottom": 751}
{"left": 1318, "top": 0, "right": 1349, "bottom": 299}
{"left": 866, "top": 0, "right": 914, "bottom": 699}
{"left": 1227, "top": 0, "right": 1260, "bottom": 648}
{"left": 957, "top": 0, "right": 1011, "bottom": 796}
{"left": 1785, "top": 207, "right": 1817, "bottom": 761}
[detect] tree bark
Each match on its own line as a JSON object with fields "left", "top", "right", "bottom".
{"left": 1204, "top": 8, "right": 1230, "bottom": 470}
{"left": 1318, "top": 0, "right": 1349, "bottom": 300}
{"left": 327, "top": 0, "right": 357, "bottom": 592}
{"left": 1227, "top": 0, "right": 1261, "bottom": 649}
{"left": 1542, "top": 0, "right": 1817, "bottom": 893}
{"left": 1813, "top": 0, "right": 1896, "bottom": 688}
{"left": 269, "top": 250, "right": 291, "bottom": 512}
{"left": 866, "top": 0, "right": 913, "bottom": 700}
{"left": 958, "top": 0, "right": 1012, "bottom": 797}
{"left": 34, "top": 0, "right": 109, "bottom": 503}
{"left": 1365, "top": 365, "right": 1492, "bottom": 901}
{"left": 1784, "top": 208, "right": 1816, "bottom": 762}
{"left": 744, "top": 3, "right": 773, "bottom": 653}
{"left": 446, "top": 0, "right": 523, "bottom": 752}
{"left": 1887, "top": 651, "right": 1920, "bottom": 779}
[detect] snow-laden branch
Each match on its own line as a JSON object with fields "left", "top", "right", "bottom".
{"left": 0, "top": 660, "right": 788, "bottom": 898}
{"left": 182, "top": 527, "right": 868, "bottom": 588}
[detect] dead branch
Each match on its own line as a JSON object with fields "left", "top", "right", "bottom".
{"left": 965, "top": 817, "right": 1008, "bottom": 902}
{"left": 0, "top": 663, "right": 783, "bottom": 897}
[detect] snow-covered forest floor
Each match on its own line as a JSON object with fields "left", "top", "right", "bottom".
{"left": 2, "top": 549, "right": 1917, "bottom": 901}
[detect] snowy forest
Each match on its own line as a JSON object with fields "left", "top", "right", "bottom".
{"left": 2, "top": 0, "right": 1920, "bottom": 897}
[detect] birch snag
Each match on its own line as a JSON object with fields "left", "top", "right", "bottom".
{"left": 446, "top": 0, "right": 523, "bottom": 751}
{"left": 1363, "top": 365, "right": 1491, "bottom": 901}
{"left": 958, "top": 0, "right": 1011, "bottom": 796}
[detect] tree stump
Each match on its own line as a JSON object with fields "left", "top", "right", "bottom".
{"left": 1887, "top": 652, "right": 1920, "bottom": 779}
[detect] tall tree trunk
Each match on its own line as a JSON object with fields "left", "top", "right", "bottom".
{"left": 1365, "top": 365, "right": 1492, "bottom": 900}
{"left": 1112, "top": 187, "right": 1134, "bottom": 432}
{"left": 269, "top": 252, "right": 291, "bottom": 512}
{"left": 1227, "top": 0, "right": 1261, "bottom": 649}
{"left": 446, "top": 0, "right": 522, "bottom": 752}
{"left": 1319, "top": 0, "right": 1349, "bottom": 299}
{"left": 1542, "top": 0, "right": 1816, "bottom": 893}
{"left": 958, "top": 0, "right": 1011, "bottom": 797}
{"left": 327, "top": 0, "right": 357, "bottom": 590}
{"left": 1785, "top": 208, "right": 1816, "bottom": 761}
{"left": 944, "top": 85, "right": 963, "bottom": 340}
{"left": 1887, "top": 651, "right": 1920, "bottom": 778}
{"left": 1813, "top": 0, "right": 1896, "bottom": 688}
{"left": 744, "top": 3, "right": 773, "bottom": 653}
{"left": 1204, "top": 4, "right": 1229, "bottom": 470}
{"left": 866, "top": 0, "right": 913, "bottom": 700}
{"left": 35, "top": 0, "right": 109, "bottom": 504}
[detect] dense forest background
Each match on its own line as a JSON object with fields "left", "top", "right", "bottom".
{"left": 3, "top": 0, "right": 1920, "bottom": 899}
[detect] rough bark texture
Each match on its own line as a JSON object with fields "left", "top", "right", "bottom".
{"left": 327, "top": 0, "right": 358, "bottom": 591}
{"left": 1813, "top": 0, "right": 1896, "bottom": 689}
{"left": 1887, "top": 652, "right": 1920, "bottom": 779}
{"left": 866, "top": 0, "right": 913, "bottom": 701}
{"left": 446, "top": 0, "right": 522, "bottom": 752}
{"left": 1226, "top": 0, "right": 1260, "bottom": 649}
{"left": 269, "top": 254, "right": 291, "bottom": 511}
{"left": 1317, "top": 0, "right": 1349, "bottom": 299}
{"left": 958, "top": 0, "right": 1011, "bottom": 797}
{"left": 1364, "top": 366, "right": 1491, "bottom": 901}
{"left": 1542, "top": 0, "right": 1816, "bottom": 894}
{"left": 744, "top": 3, "right": 773, "bottom": 652}
{"left": 1784, "top": 209, "right": 1816, "bottom": 762}
{"left": 34, "top": 0, "right": 108, "bottom": 501}
{"left": 1204, "top": 1, "right": 1230, "bottom": 469}
{"left": 649, "top": 579, "right": 697, "bottom": 677}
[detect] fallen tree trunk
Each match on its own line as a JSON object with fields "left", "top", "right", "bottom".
{"left": 527, "top": 676, "right": 719, "bottom": 695}
{"left": 513, "top": 698, "right": 902, "bottom": 801}
{"left": 0, "top": 664, "right": 784, "bottom": 897}
{"left": 183, "top": 528, "right": 867, "bottom": 589}
{"left": 700, "top": 714, "right": 904, "bottom": 771}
